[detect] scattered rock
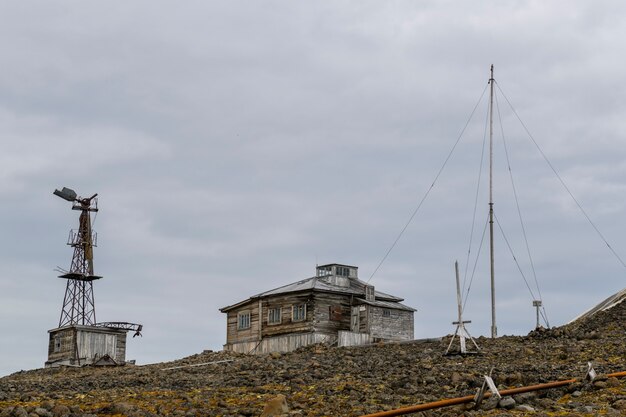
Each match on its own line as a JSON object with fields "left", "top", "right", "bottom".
{"left": 512, "top": 392, "right": 535, "bottom": 403}
{"left": 450, "top": 372, "right": 462, "bottom": 385}
{"left": 3, "top": 301, "right": 626, "bottom": 417}
{"left": 39, "top": 402, "right": 54, "bottom": 412}
{"left": 607, "top": 377, "right": 621, "bottom": 387}
{"left": 260, "top": 394, "right": 289, "bottom": 417}
{"left": 498, "top": 396, "right": 516, "bottom": 409}
{"left": 423, "top": 376, "right": 437, "bottom": 385}
{"left": 98, "top": 402, "right": 135, "bottom": 415}
{"left": 593, "top": 380, "right": 608, "bottom": 389}
{"left": 481, "top": 397, "right": 499, "bottom": 411}
{"left": 12, "top": 407, "right": 28, "bottom": 417}
{"left": 0, "top": 407, "right": 14, "bottom": 417}
{"left": 33, "top": 408, "right": 52, "bottom": 417}
{"left": 612, "top": 399, "right": 626, "bottom": 410}
{"left": 50, "top": 405, "right": 70, "bottom": 417}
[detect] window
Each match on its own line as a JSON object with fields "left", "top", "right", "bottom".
{"left": 292, "top": 304, "right": 307, "bottom": 322}
{"left": 317, "top": 266, "right": 332, "bottom": 277}
{"left": 382, "top": 309, "right": 391, "bottom": 318}
{"left": 329, "top": 305, "right": 342, "bottom": 321}
{"left": 237, "top": 311, "right": 251, "bottom": 330}
{"left": 53, "top": 336, "right": 62, "bottom": 352}
{"left": 268, "top": 307, "right": 282, "bottom": 325}
{"left": 336, "top": 266, "right": 350, "bottom": 277}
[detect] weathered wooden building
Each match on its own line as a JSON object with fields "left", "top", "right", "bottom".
{"left": 220, "top": 263, "right": 416, "bottom": 353}
{"left": 46, "top": 325, "right": 128, "bottom": 367}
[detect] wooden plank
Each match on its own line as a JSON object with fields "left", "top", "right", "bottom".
{"left": 338, "top": 330, "right": 372, "bottom": 347}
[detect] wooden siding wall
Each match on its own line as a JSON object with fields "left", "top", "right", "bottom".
{"left": 224, "top": 292, "right": 415, "bottom": 350}
{"left": 227, "top": 294, "right": 320, "bottom": 344}
{"left": 368, "top": 307, "right": 414, "bottom": 341}
{"left": 359, "top": 306, "right": 369, "bottom": 333}
{"left": 225, "top": 332, "right": 331, "bottom": 354}
{"left": 311, "top": 293, "right": 352, "bottom": 335}
{"left": 337, "top": 330, "right": 372, "bottom": 347}
{"left": 261, "top": 293, "right": 314, "bottom": 338}
{"left": 76, "top": 330, "right": 118, "bottom": 360}
{"left": 116, "top": 333, "right": 127, "bottom": 363}
{"left": 47, "top": 328, "right": 75, "bottom": 362}
{"left": 47, "top": 327, "right": 128, "bottom": 366}
{"left": 225, "top": 301, "right": 261, "bottom": 345}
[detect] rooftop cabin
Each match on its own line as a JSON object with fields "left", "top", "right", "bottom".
{"left": 220, "top": 263, "right": 415, "bottom": 354}
{"left": 316, "top": 263, "right": 358, "bottom": 287}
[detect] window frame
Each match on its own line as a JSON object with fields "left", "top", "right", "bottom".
{"left": 329, "top": 305, "right": 343, "bottom": 321}
{"left": 268, "top": 307, "right": 282, "bottom": 325}
{"left": 292, "top": 303, "right": 307, "bottom": 322}
{"left": 237, "top": 311, "right": 251, "bottom": 330}
{"left": 382, "top": 308, "right": 391, "bottom": 318}
{"left": 336, "top": 266, "right": 350, "bottom": 277}
{"left": 53, "top": 336, "right": 62, "bottom": 352}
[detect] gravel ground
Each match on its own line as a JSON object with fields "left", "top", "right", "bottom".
{"left": 2, "top": 300, "right": 626, "bottom": 417}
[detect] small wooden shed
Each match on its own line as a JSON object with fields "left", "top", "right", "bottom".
{"left": 45, "top": 325, "right": 127, "bottom": 367}
{"left": 220, "top": 263, "right": 416, "bottom": 354}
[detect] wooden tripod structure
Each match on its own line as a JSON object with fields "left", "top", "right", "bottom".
{"left": 445, "top": 261, "right": 479, "bottom": 355}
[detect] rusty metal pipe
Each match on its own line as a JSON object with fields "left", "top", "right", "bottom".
{"left": 359, "top": 394, "right": 477, "bottom": 417}
{"left": 359, "top": 371, "right": 626, "bottom": 417}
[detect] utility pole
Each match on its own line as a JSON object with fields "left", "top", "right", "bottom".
{"left": 489, "top": 65, "right": 497, "bottom": 339}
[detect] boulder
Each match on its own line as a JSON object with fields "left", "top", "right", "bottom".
{"left": 498, "top": 396, "right": 516, "bottom": 409}
{"left": 260, "top": 394, "right": 289, "bottom": 417}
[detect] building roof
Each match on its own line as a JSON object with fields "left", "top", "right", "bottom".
{"left": 316, "top": 262, "right": 358, "bottom": 269}
{"left": 219, "top": 275, "right": 409, "bottom": 312}
{"left": 355, "top": 298, "right": 417, "bottom": 312}
{"left": 568, "top": 287, "right": 626, "bottom": 324}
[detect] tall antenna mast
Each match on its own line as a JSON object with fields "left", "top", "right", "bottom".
{"left": 53, "top": 187, "right": 101, "bottom": 327}
{"left": 488, "top": 65, "right": 497, "bottom": 338}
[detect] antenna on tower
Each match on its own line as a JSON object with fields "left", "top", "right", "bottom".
{"left": 445, "top": 260, "right": 479, "bottom": 355}
{"left": 532, "top": 300, "right": 543, "bottom": 329}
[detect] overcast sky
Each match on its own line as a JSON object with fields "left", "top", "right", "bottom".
{"left": 2, "top": 1, "right": 626, "bottom": 376}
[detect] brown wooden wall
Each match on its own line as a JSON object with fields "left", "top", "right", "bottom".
{"left": 224, "top": 291, "right": 415, "bottom": 347}
{"left": 47, "top": 326, "right": 128, "bottom": 365}
{"left": 261, "top": 293, "right": 314, "bottom": 338}
{"left": 47, "top": 328, "right": 75, "bottom": 362}
{"left": 115, "top": 333, "right": 127, "bottom": 362}
{"left": 311, "top": 292, "right": 352, "bottom": 334}
{"left": 225, "top": 300, "right": 261, "bottom": 345}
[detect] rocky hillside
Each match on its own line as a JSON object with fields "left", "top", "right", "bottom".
{"left": 2, "top": 302, "right": 626, "bottom": 417}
